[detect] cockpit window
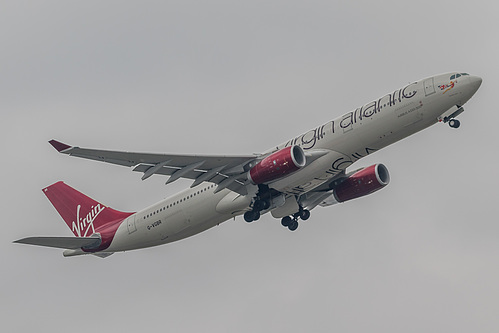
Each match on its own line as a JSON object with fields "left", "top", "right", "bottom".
{"left": 450, "top": 73, "right": 469, "bottom": 80}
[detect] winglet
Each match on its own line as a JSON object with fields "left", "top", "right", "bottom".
{"left": 49, "top": 140, "right": 72, "bottom": 152}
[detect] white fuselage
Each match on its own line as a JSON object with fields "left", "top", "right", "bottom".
{"left": 106, "top": 73, "right": 481, "bottom": 252}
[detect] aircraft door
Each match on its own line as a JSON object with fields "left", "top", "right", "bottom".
{"left": 423, "top": 77, "right": 436, "bottom": 96}
{"left": 127, "top": 215, "right": 137, "bottom": 234}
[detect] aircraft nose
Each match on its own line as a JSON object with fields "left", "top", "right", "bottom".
{"left": 458, "top": 75, "right": 482, "bottom": 106}
{"left": 468, "top": 75, "right": 482, "bottom": 93}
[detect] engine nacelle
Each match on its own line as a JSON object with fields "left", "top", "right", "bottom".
{"left": 248, "top": 146, "right": 306, "bottom": 185}
{"left": 334, "top": 164, "right": 390, "bottom": 203}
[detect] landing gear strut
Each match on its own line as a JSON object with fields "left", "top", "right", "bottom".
{"left": 253, "top": 199, "right": 270, "bottom": 211}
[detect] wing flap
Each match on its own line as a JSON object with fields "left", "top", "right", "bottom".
{"left": 14, "top": 236, "right": 101, "bottom": 250}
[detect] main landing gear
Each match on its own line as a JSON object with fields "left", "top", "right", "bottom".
{"left": 280, "top": 208, "right": 310, "bottom": 231}
{"left": 243, "top": 185, "right": 311, "bottom": 231}
{"left": 244, "top": 198, "right": 270, "bottom": 223}
{"left": 244, "top": 199, "right": 311, "bottom": 232}
{"left": 244, "top": 185, "right": 273, "bottom": 223}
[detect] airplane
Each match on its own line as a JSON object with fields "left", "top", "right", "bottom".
{"left": 14, "top": 72, "right": 482, "bottom": 258}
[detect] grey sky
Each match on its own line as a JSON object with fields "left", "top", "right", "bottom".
{"left": 2, "top": 1, "right": 498, "bottom": 332}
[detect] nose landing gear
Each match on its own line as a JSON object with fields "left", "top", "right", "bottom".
{"left": 441, "top": 106, "right": 464, "bottom": 129}
{"left": 448, "top": 119, "right": 461, "bottom": 128}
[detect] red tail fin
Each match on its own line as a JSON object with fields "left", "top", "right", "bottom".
{"left": 43, "top": 182, "right": 133, "bottom": 237}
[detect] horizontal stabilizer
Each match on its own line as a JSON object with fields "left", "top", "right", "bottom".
{"left": 14, "top": 236, "right": 101, "bottom": 250}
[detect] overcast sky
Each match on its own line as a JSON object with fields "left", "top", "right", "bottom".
{"left": 2, "top": 1, "right": 498, "bottom": 332}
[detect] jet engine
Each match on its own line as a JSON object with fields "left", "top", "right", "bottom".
{"left": 334, "top": 164, "right": 390, "bottom": 202}
{"left": 248, "top": 146, "right": 306, "bottom": 185}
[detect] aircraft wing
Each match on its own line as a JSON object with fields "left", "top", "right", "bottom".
{"left": 49, "top": 140, "right": 258, "bottom": 195}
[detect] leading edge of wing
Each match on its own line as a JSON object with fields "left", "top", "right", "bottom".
{"left": 49, "top": 139, "right": 256, "bottom": 166}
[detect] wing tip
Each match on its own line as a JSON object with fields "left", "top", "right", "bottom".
{"left": 49, "top": 139, "right": 72, "bottom": 152}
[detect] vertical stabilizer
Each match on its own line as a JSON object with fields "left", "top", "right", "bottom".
{"left": 43, "top": 182, "right": 133, "bottom": 238}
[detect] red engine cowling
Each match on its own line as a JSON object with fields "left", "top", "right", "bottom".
{"left": 248, "top": 146, "right": 306, "bottom": 185}
{"left": 334, "top": 164, "right": 390, "bottom": 203}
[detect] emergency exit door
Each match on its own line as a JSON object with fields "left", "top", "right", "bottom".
{"left": 423, "top": 77, "right": 436, "bottom": 96}
{"left": 127, "top": 215, "right": 137, "bottom": 234}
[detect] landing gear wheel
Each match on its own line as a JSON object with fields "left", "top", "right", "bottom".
{"left": 281, "top": 216, "right": 292, "bottom": 227}
{"left": 449, "top": 119, "right": 461, "bottom": 128}
{"left": 300, "top": 209, "right": 310, "bottom": 221}
{"left": 244, "top": 211, "right": 255, "bottom": 223}
{"left": 253, "top": 211, "right": 260, "bottom": 221}
{"left": 288, "top": 220, "right": 299, "bottom": 231}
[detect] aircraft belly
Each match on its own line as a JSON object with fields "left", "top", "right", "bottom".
{"left": 162, "top": 190, "right": 233, "bottom": 245}
{"left": 173, "top": 213, "right": 231, "bottom": 242}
